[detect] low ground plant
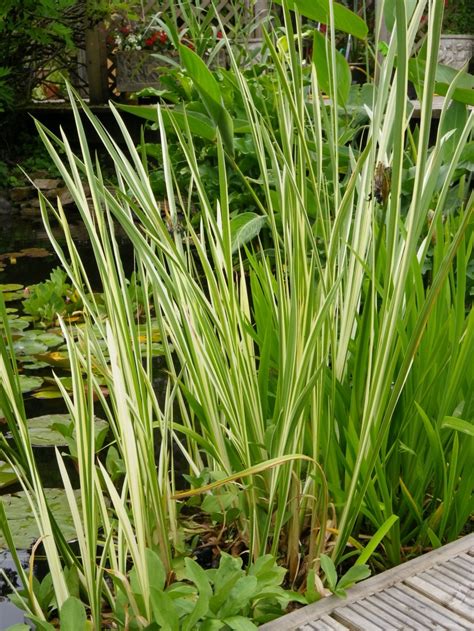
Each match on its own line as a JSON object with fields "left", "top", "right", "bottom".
{"left": 0, "top": 0, "right": 472, "bottom": 628}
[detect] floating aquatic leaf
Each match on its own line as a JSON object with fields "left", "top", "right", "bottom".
{"left": 2, "top": 290, "right": 25, "bottom": 302}
{"left": 31, "top": 388, "right": 64, "bottom": 399}
{"left": 18, "top": 375, "right": 44, "bottom": 393}
{"left": 0, "top": 461, "right": 17, "bottom": 490}
{"left": 6, "top": 317, "right": 30, "bottom": 331}
{"left": 20, "top": 247, "right": 52, "bottom": 258}
{"left": 36, "top": 351, "right": 70, "bottom": 368}
{"left": 22, "top": 361, "right": 50, "bottom": 370}
{"left": 0, "top": 488, "right": 80, "bottom": 550}
{"left": 25, "top": 414, "right": 108, "bottom": 447}
{"left": 22, "top": 330, "right": 64, "bottom": 348}
{"left": 13, "top": 339, "right": 48, "bottom": 356}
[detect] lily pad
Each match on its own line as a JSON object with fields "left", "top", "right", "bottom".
{"left": 19, "top": 375, "right": 44, "bottom": 393}
{"left": 0, "top": 461, "right": 17, "bottom": 489}
{"left": 2, "top": 290, "right": 25, "bottom": 302}
{"left": 0, "top": 488, "right": 81, "bottom": 550}
{"left": 13, "top": 339, "right": 48, "bottom": 356}
{"left": 26, "top": 414, "right": 108, "bottom": 447}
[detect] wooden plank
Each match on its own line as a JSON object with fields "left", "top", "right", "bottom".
{"left": 405, "top": 575, "right": 474, "bottom": 621}
{"left": 436, "top": 563, "right": 474, "bottom": 588}
{"left": 331, "top": 605, "right": 385, "bottom": 630}
{"left": 388, "top": 584, "right": 472, "bottom": 628}
{"left": 450, "top": 553, "right": 474, "bottom": 571}
{"left": 420, "top": 569, "right": 474, "bottom": 601}
{"left": 417, "top": 568, "right": 474, "bottom": 606}
{"left": 374, "top": 590, "right": 440, "bottom": 629}
{"left": 348, "top": 601, "right": 399, "bottom": 629}
{"left": 369, "top": 592, "right": 432, "bottom": 629}
{"left": 300, "top": 614, "right": 348, "bottom": 631}
{"left": 260, "top": 535, "right": 474, "bottom": 631}
{"left": 445, "top": 559, "right": 474, "bottom": 582}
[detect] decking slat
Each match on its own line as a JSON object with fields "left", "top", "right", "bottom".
{"left": 442, "top": 562, "right": 474, "bottom": 583}
{"left": 446, "top": 555, "right": 474, "bottom": 576}
{"left": 442, "top": 563, "right": 474, "bottom": 584}
{"left": 389, "top": 583, "right": 471, "bottom": 628}
{"left": 300, "top": 614, "right": 349, "bottom": 630}
{"left": 361, "top": 594, "right": 431, "bottom": 629}
{"left": 348, "top": 600, "right": 399, "bottom": 629}
{"left": 260, "top": 535, "right": 474, "bottom": 631}
{"left": 405, "top": 575, "right": 474, "bottom": 622}
{"left": 375, "top": 590, "right": 442, "bottom": 629}
{"left": 331, "top": 605, "right": 385, "bottom": 630}
{"left": 435, "top": 563, "right": 474, "bottom": 588}
{"left": 418, "top": 569, "right": 474, "bottom": 603}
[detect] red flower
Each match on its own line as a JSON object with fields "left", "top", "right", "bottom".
{"left": 145, "top": 32, "right": 159, "bottom": 47}
{"left": 120, "top": 25, "right": 131, "bottom": 35}
{"left": 158, "top": 30, "right": 167, "bottom": 44}
{"left": 217, "top": 30, "right": 223, "bottom": 39}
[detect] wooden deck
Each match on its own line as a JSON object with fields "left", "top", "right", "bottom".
{"left": 261, "top": 534, "right": 474, "bottom": 630}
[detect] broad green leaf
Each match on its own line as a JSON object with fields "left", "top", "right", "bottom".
{"left": 18, "top": 374, "right": 43, "bottom": 393}
{"left": 0, "top": 460, "right": 17, "bottom": 489}
{"left": 60, "top": 596, "right": 87, "bottom": 631}
{"left": 218, "top": 575, "right": 258, "bottom": 618}
{"left": 179, "top": 44, "right": 234, "bottom": 155}
{"left": 319, "top": 554, "right": 337, "bottom": 591}
{"left": 0, "top": 489, "right": 80, "bottom": 549}
{"left": 179, "top": 45, "right": 221, "bottom": 103}
{"left": 146, "top": 548, "right": 167, "bottom": 592}
{"left": 0, "top": 284, "right": 23, "bottom": 292}
{"left": 223, "top": 617, "right": 258, "bottom": 631}
{"left": 312, "top": 30, "right": 351, "bottom": 105}
{"left": 24, "top": 414, "right": 108, "bottom": 447}
{"left": 441, "top": 416, "right": 474, "bottom": 437}
{"left": 182, "top": 558, "right": 212, "bottom": 630}
{"left": 13, "top": 339, "right": 48, "bottom": 356}
{"left": 150, "top": 587, "right": 180, "bottom": 631}
{"left": 230, "top": 213, "right": 266, "bottom": 253}
{"left": 276, "top": 0, "right": 368, "bottom": 39}
{"left": 118, "top": 103, "right": 217, "bottom": 141}
{"left": 336, "top": 564, "right": 371, "bottom": 591}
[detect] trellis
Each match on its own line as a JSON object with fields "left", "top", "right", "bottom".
{"left": 85, "top": 0, "right": 269, "bottom": 103}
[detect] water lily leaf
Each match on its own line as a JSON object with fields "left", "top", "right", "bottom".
{"left": 0, "top": 488, "right": 81, "bottom": 550}
{"left": 25, "top": 414, "right": 108, "bottom": 447}
{"left": 13, "top": 339, "right": 48, "bottom": 356}
{"left": 22, "top": 331, "right": 64, "bottom": 348}
{"left": 6, "top": 317, "right": 30, "bottom": 331}
{"left": 2, "top": 291, "right": 25, "bottom": 302}
{"left": 36, "top": 351, "right": 71, "bottom": 368}
{"left": 22, "top": 361, "right": 50, "bottom": 370}
{"left": 18, "top": 247, "right": 52, "bottom": 258}
{"left": 0, "top": 461, "right": 17, "bottom": 489}
{"left": 31, "top": 388, "right": 65, "bottom": 399}
{"left": 19, "top": 375, "right": 44, "bottom": 393}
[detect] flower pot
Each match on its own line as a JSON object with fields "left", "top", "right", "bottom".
{"left": 438, "top": 34, "right": 474, "bottom": 70}
{"left": 115, "top": 50, "right": 175, "bottom": 92}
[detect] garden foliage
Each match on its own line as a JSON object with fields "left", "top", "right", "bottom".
{"left": 0, "top": 0, "right": 473, "bottom": 628}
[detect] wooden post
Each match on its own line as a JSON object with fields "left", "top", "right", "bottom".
{"left": 85, "top": 24, "right": 109, "bottom": 104}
